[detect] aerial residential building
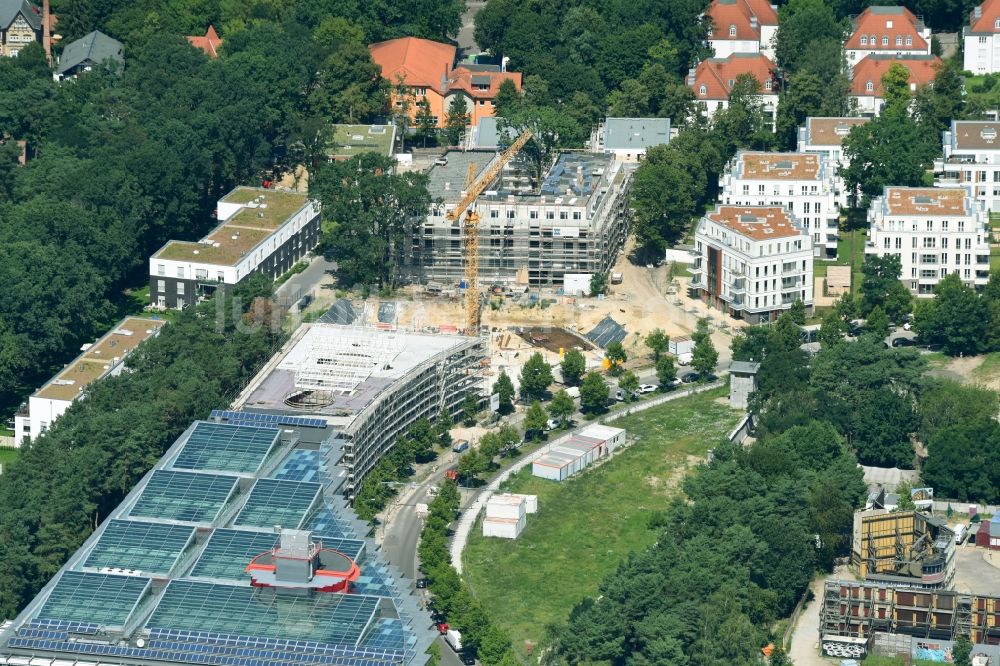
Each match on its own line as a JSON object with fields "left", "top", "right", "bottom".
{"left": 413, "top": 149, "right": 633, "bottom": 288}
{"left": 186, "top": 25, "right": 222, "bottom": 57}
{"left": 233, "top": 322, "right": 487, "bottom": 496}
{"left": 55, "top": 30, "right": 123, "bottom": 80}
{"left": 705, "top": 0, "right": 779, "bottom": 59}
{"left": 964, "top": 0, "right": 1000, "bottom": 74}
{"left": 719, "top": 151, "right": 842, "bottom": 258}
{"left": 688, "top": 52, "right": 779, "bottom": 129}
{"left": 691, "top": 205, "right": 814, "bottom": 323}
{"left": 844, "top": 6, "right": 932, "bottom": 68}
{"left": 368, "top": 36, "right": 522, "bottom": 129}
{"left": 0, "top": 415, "right": 435, "bottom": 666}
{"left": 589, "top": 117, "right": 671, "bottom": 163}
{"left": 12, "top": 317, "right": 165, "bottom": 444}
{"left": 849, "top": 54, "right": 940, "bottom": 117}
{"left": 865, "top": 186, "right": 992, "bottom": 296}
{"left": 0, "top": 0, "right": 41, "bottom": 57}
{"left": 935, "top": 119, "right": 1000, "bottom": 211}
{"left": 797, "top": 116, "right": 869, "bottom": 171}
{"left": 150, "top": 187, "right": 320, "bottom": 309}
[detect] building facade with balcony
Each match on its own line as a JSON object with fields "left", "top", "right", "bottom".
{"left": 691, "top": 205, "right": 814, "bottom": 323}
{"left": 935, "top": 120, "right": 1000, "bottom": 212}
{"left": 719, "top": 151, "right": 842, "bottom": 259}
{"left": 149, "top": 187, "right": 320, "bottom": 309}
{"left": 865, "top": 186, "right": 992, "bottom": 297}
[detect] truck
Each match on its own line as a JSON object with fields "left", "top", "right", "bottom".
{"left": 445, "top": 629, "right": 463, "bottom": 652}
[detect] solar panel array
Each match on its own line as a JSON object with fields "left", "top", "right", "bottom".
{"left": 234, "top": 479, "right": 321, "bottom": 529}
{"left": 36, "top": 572, "right": 150, "bottom": 627}
{"left": 129, "top": 470, "right": 238, "bottom": 524}
{"left": 84, "top": 519, "right": 196, "bottom": 575}
{"left": 147, "top": 581, "right": 380, "bottom": 646}
{"left": 209, "top": 410, "right": 328, "bottom": 430}
{"left": 172, "top": 422, "right": 280, "bottom": 474}
{"left": 586, "top": 314, "right": 628, "bottom": 348}
{"left": 189, "top": 529, "right": 278, "bottom": 581}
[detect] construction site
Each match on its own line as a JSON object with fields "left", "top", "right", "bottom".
{"left": 852, "top": 509, "right": 956, "bottom": 589}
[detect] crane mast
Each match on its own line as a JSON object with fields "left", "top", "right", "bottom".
{"left": 445, "top": 130, "right": 533, "bottom": 332}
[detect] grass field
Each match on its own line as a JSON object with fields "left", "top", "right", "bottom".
{"left": 972, "top": 352, "right": 1000, "bottom": 382}
{"left": 0, "top": 448, "right": 18, "bottom": 468}
{"left": 462, "top": 387, "right": 740, "bottom": 655}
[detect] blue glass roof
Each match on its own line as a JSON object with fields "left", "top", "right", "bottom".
{"left": 172, "top": 422, "right": 280, "bottom": 475}
{"left": 84, "top": 520, "right": 196, "bottom": 575}
{"left": 234, "top": 479, "right": 320, "bottom": 529}
{"left": 36, "top": 572, "right": 150, "bottom": 627}
{"left": 129, "top": 470, "right": 238, "bottom": 524}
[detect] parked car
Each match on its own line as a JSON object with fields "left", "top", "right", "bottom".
{"left": 638, "top": 384, "right": 657, "bottom": 394}
{"left": 681, "top": 371, "right": 699, "bottom": 384}
{"left": 416, "top": 578, "right": 427, "bottom": 589}
{"left": 434, "top": 156, "right": 448, "bottom": 166}
{"left": 452, "top": 440, "right": 469, "bottom": 453}
{"left": 614, "top": 388, "right": 626, "bottom": 401}
{"left": 462, "top": 655, "right": 476, "bottom": 665}
{"left": 891, "top": 337, "right": 916, "bottom": 348}
{"left": 545, "top": 418, "right": 560, "bottom": 431}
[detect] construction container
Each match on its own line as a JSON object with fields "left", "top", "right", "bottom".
{"left": 505, "top": 493, "right": 538, "bottom": 513}
{"left": 578, "top": 424, "right": 626, "bottom": 454}
{"left": 486, "top": 494, "right": 526, "bottom": 521}
{"left": 483, "top": 515, "right": 526, "bottom": 539}
{"left": 532, "top": 450, "right": 578, "bottom": 481}
{"left": 669, "top": 336, "right": 694, "bottom": 357}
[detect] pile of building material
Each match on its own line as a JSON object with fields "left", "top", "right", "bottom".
{"left": 532, "top": 425, "right": 625, "bottom": 482}
{"left": 482, "top": 493, "right": 538, "bottom": 539}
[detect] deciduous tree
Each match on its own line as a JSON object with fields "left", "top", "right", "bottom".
{"left": 560, "top": 348, "right": 586, "bottom": 386}
{"left": 579, "top": 372, "right": 609, "bottom": 414}
{"left": 520, "top": 352, "right": 553, "bottom": 401}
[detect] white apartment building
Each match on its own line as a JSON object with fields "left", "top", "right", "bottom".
{"left": 705, "top": 0, "right": 779, "bottom": 60}
{"left": 12, "top": 317, "right": 165, "bottom": 444}
{"left": 963, "top": 0, "right": 1000, "bottom": 74}
{"left": 865, "top": 186, "right": 992, "bottom": 297}
{"left": 797, "top": 117, "right": 869, "bottom": 171}
{"left": 589, "top": 117, "right": 671, "bottom": 163}
{"left": 149, "top": 187, "right": 321, "bottom": 309}
{"left": 719, "top": 151, "right": 841, "bottom": 259}
{"left": 935, "top": 120, "right": 1000, "bottom": 212}
{"left": 691, "top": 206, "right": 814, "bottom": 323}
{"left": 843, "top": 6, "right": 932, "bottom": 69}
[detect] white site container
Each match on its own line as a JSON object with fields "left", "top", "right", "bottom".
{"left": 486, "top": 494, "right": 526, "bottom": 521}
{"left": 482, "top": 515, "right": 526, "bottom": 539}
{"left": 579, "top": 424, "right": 626, "bottom": 453}
{"left": 506, "top": 493, "right": 538, "bottom": 514}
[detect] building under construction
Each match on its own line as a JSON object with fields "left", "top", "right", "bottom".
{"left": 819, "top": 579, "right": 1000, "bottom": 661}
{"left": 232, "top": 322, "right": 487, "bottom": 497}
{"left": 410, "top": 149, "right": 634, "bottom": 288}
{"left": 852, "top": 509, "right": 956, "bottom": 589}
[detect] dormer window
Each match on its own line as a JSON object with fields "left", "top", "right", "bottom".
{"left": 866, "top": 80, "right": 874, "bottom": 92}
{"left": 764, "top": 80, "right": 772, "bottom": 91}
{"left": 861, "top": 36, "right": 868, "bottom": 46}
{"left": 728, "top": 79, "right": 734, "bottom": 87}
{"left": 995, "top": 18, "right": 1000, "bottom": 29}
{"left": 871, "top": 34, "right": 877, "bottom": 44}
{"left": 906, "top": 35, "right": 912, "bottom": 45}
{"left": 729, "top": 24, "right": 736, "bottom": 36}
{"left": 699, "top": 84, "right": 707, "bottom": 95}
{"left": 881, "top": 36, "right": 889, "bottom": 46}
{"left": 895, "top": 35, "right": 902, "bottom": 46}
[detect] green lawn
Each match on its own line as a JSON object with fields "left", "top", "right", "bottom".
{"left": 835, "top": 229, "right": 868, "bottom": 294}
{"left": 863, "top": 656, "right": 946, "bottom": 666}
{"left": 991, "top": 245, "right": 1000, "bottom": 272}
{"left": 0, "top": 448, "right": 18, "bottom": 468}
{"left": 972, "top": 352, "right": 1000, "bottom": 381}
{"left": 462, "top": 388, "right": 741, "bottom": 655}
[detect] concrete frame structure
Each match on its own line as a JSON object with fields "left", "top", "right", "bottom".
{"left": 728, "top": 360, "right": 759, "bottom": 409}
{"left": 797, "top": 116, "right": 869, "bottom": 171}
{"left": 412, "top": 149, "right": 634, "bottom": 288}
{"left": 964, "top": 0, "right": 1000, "bottom": 74}
{"left": 691, "top": 205, "right": 814, "bottom": 323}
{"left": 589, "top": 117, "right": 671, "bottom": 163}
{"left": 719, "top": 150, "right": 843, "bottom": 258}
{"left": 150, "top": 187, "right": 320, "bottom": 309}
{"left": 936, "top": 120, "right": 1000, "bottom": 212}
{"left": 864, "top": 186, "right": 992, "bottom": 297}
{"left": 234, "top": 323, "right": 487, "bottom": 497}
{"left": 13, "top": 317, "right": 165, "bottom": 445}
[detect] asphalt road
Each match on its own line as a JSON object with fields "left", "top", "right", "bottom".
{"left": 456, "top": 1, "right": 486, "bottom": 53}
{"left": 274, "top": 254, "right": 336, "bottom": 309}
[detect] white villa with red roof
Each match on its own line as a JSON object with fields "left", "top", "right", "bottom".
{"left": 705, "top": 0, "right": 779, "bottom": 59}
{"left": 688, "top": 52, "right": 779, "bottom": 129}
{"left": 849, "top": 53, "right": 940, "bottom": 117}
{"left": 844, "top": 6, "right": 931, "bottom": 68}
{"left": 964, "top": 0, "right": 1000, "bottom": 73}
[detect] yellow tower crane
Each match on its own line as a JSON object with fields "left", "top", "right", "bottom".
{"left": 446, "top": 129, "right": 533, "bottom": 332}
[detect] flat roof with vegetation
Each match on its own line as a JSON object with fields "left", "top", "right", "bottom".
{"left": 326, "top": 124, "right": 395, "bottom": 159}
{"left": 153, "top": 187, "right": 310, "bottom": 267}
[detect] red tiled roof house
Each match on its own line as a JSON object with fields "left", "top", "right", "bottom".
{"left": 688, "top": 53, "right": 779, "bottom": 129}
{"left": 705, "top": 0, "right": 779, "bottom": 59}
{"left": 844, "top": 6, "right": 931, "bottom": 68}
{"left": 964, "top": 0, "right": 1000, "bottom": 74}
{"left": 849, "top": 54, "right": 940, "bottom": 116}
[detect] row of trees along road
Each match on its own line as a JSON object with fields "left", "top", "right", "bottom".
{"left": 0, "top": 0, "right": 472, "bottom": 420}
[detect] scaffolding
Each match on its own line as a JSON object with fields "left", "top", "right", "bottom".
{"left": 293, "top": 326, "right": 404, "bottom": 394}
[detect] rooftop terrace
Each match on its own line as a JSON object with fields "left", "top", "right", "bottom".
{"left": 882, "top": 187, "right": 971, "bottom": 216}
{"left": 736, "top": 151, "right": 822, "bottom": 181}
{"left": 153, "top": 187, "right": 311, "bottom": 267}
{"left": 35, "top": 317, "right": 165, "bottom": 402}
{"left": 707, "top": 206, "right": 804, "bottom": 240}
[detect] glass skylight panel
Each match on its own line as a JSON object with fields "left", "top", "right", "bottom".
{"left": 234, "top": 479, "right": 320, "bottom": 529}
{"left": 36, "top": 572, "right": 150, "bottom": 627}
{"left": 129, "top": 470, "right": 238, "bottom": 524}
{"left": 172, "top": 421, "right": 279, "bottom": 474}
{"left": 84, "top": 520, "right": 195, "bottom": 575}
{"left": 188, "top": 529, "right": 278, "bottom": 581}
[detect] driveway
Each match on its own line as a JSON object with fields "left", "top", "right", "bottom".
{"left": 788, "top": 568, "right": 851, "bottom": 666}
{"left": 456, "top": 1, "right": 486, "bottom": 53}
{"left": 953, "top": 545, "right": 1000, "bottom": 596}
{"left": 274, "top": 254, "right": 336, "bottom": 309}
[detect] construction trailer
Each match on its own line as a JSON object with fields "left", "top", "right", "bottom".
{"left": 413, "top": 150, "right": 635, "bottom": 289}
{"left": 531, "top": 425, "right": 625, "bottom": 482}
{"left": 482, "top": 493, "right": 534, "bottom": 539}
{"left": 851, "top": 509, "right": 955, "bottom": 589}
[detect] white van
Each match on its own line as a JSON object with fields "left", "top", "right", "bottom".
{"left": 954, "top": 524, "right": 967, "bottom": 544}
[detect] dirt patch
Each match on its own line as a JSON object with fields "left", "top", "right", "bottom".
{"left": 517, "top": 326, "right": 594, "bottom": 353}
{"left": 659, "top": 454, "right": 703, "bottom": 494}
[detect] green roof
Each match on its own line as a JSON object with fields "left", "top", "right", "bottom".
{"left": 172, "top": 422, "right": 280, "bottom": 475}
{"left": 146, "top": 581, "right": 380, "bottom": 645}
{"left": 129, "top": 470, "right": 238, "bottom": 524}
{"left": 326, "top": 124, "right": 395, "bottom": 159}
{"left": 37, "top": 572, "right": 150, "bottom": 627}
{"left": 234, "top": 479, "right": 320, "bottom": 528}
{"left": 83, "top": 520, "right": 196, "bottom": 575}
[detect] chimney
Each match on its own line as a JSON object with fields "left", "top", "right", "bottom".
{"left": 441, "top": 63, "right": 448, "bottom": 96}
{"left": 750, "top": 15, "right": 758, "bottom": 30}
{"left": 686, "top": 67, "right": 697, "bottom": 86}
{"left": 42, "top": 0, "right": 51, "bottom": 64}
{"left": 975, "top": 6, "right": 982, "bottom": 18}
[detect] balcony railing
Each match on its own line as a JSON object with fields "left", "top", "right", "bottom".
{"left": 731, "top": 279, "right": 746, "bottom": 293}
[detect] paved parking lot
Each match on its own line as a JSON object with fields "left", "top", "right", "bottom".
{"left": 953, "top": 545, "right": 1000, "bottom": 596}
